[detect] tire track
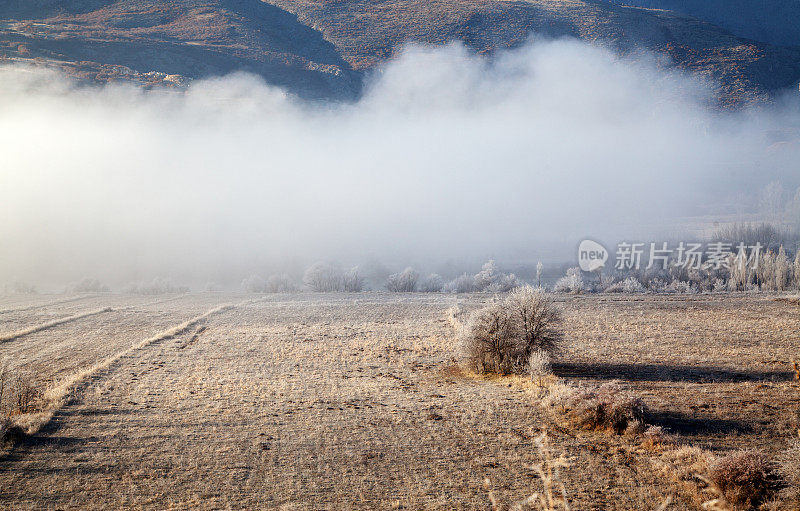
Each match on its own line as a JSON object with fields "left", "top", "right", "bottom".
{"left": 0, "top": 307, "right": 114, "bottom": 343}
{"left": 5, "top": 302, "right": 238, "bottom": 441}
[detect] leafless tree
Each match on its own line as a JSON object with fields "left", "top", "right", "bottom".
{"left": 303, "top": 262, "right": 343, "bottom": 292}
{"left": 386, "top": 267, "right": 418, "bottom": 292}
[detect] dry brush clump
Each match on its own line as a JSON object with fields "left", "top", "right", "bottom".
{"left": 705, "top": 450, "right": 781, "bottom": 509}
{"left": 542, "top": 381, "right": 646, "bottom": 435}
{"left": 461, "top": 286, "right": 562, "bottom": 375}
{"left": 0, "top": 360, "right": 42, "bottom": 418}
{"left": 0, "top": 414, "right": 25, "bottom": 447}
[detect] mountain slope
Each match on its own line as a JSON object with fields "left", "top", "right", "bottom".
{"left": 0, "top": 0, "right": 360, "bottom": 98}
{"left": 266, "top": 0, "right": 800, "bottom": 106}
{"left": 600, "top": 0, "right": 800, "bottom": 47}
{"left": 0, "top": 0, "right": 798, "bottom": 105}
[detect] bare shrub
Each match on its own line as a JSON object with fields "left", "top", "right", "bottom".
{"left": 444, "top": 273, "right": 478, "bottom": 293}
{"left": 12, "top": 374, "right": 41, "bottom": 414}
{"left": 303, "top": 262, "right": 343, "bottom": 292}
{"left": 506, "top": 286, "right": 562, "bottom": 359}
{"left": 666, "top": 279, "right": 696, "bottom": 294}
{"left": 472, "top": 260, "right": 522, "bottom": 292}
{"left": 462, "top": 287, "right": 562, "bottom": 375}
{"left": 0, "top": 364, "right": 41, "bottom": 416}
{"left": 462, "top": 302, "right": 517, "bottom": 374}
{"left": 266, "top": 273, "right": 297, "bottom": 293}
{"left": 622, "top": 277, "right": 645, "bottom": 293}
{"left": 553, "top": 267, "right": 583, "bottom": 294}
{"left": 707, "top": 450, "right": 780, "bottom": 509}
{"left": 778, "top": 439, "right": 800, "bottom": 504}
{"left": 607, "top": 277, "right": 645, "bottom": 293}
{"left": 474, "top": 260, "right": 501, "bottom": 290}
{"left": 341, "top": 267, "right": 364, "bottom": 292}
{"left": 386, "top": 267, "right": 418, "bottom": 292}
{"left": 418, "top": 273, "right": 444, "bottom": 292}
{"left": 559, "top": 381, "right": 646, "bottom": 434}
{"left": 759, "top": 250, "right": 778, "bottom": 291}
{"left": 487, "top": 274, "right": 521, "bottom": 293}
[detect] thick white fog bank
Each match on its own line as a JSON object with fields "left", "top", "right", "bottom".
{"left": 0, "top": 38, "right": 798, "bottom": 289}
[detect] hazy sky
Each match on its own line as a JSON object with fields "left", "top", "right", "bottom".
{"left": 1, "top": 38, "right": 798, "bottom": 289}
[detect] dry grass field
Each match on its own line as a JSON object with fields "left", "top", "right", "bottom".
{"left": 0, "top": 292, "right": 798, "bottom": 509}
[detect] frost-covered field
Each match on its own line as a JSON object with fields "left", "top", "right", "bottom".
{"left": 0, "top": 293, "right": 798, "bottom": 509}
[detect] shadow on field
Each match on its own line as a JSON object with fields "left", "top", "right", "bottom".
{"left": 646, "top": 410, "right": 752, "bottom": 436}
{"left": 0, "top": 406, "right": 131, "bottom": 464}
{"left": 553, "top": 362, "right": 791, "bottom": 383}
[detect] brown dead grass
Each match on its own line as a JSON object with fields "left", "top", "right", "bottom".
{"left": 0, "top": 293, "right": 797, "bottom": 508}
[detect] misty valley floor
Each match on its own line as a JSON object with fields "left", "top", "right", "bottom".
{"left": 0, "top": 293, "right": 798, "bottom": 509}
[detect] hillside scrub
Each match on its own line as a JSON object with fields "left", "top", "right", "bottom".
{"left": 0, "top": 361, "right": 41, "bottom": 417}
